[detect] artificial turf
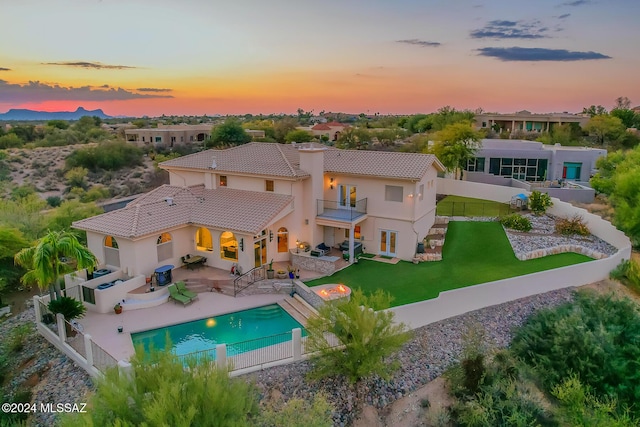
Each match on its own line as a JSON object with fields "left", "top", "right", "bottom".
{"left": 305, "top": 221, "right": 593, "bottom": 307}
{"left": 436, "top": 195, "right": 513, "bottom": 217}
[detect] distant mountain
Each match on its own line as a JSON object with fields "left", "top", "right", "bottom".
{"left": 0, "top": 107, "right": 112, "bottom": 121}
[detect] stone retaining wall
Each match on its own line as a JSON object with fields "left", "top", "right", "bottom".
{"left": 515, "top": 244, "right": 609, "bottom": 261}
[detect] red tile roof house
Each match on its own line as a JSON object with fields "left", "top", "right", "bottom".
{"left": 73, "top": 142, "right": 444, "bottom": 301}
{"left": 310, "top": 122, "right": 348, "bottom": 141}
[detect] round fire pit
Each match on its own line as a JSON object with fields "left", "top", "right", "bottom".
{"left": 312, "top": 284, "right": 351, "bottom": 301}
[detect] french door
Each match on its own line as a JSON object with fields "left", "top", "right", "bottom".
{"left": 379, "top": 230, "right": 397, "bottom": 257}
{"left": 338, "top": 184, "right": 356, "bottom": 208}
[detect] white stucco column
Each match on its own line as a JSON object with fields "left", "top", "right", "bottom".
{"left": 348, "top": 224, "right": 355, "bottom": 263}
{"left": 292, "top": 328, "right": 302, "bottom": 361}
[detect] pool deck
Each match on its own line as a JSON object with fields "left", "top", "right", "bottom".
{"left": 80, "top": 292, "right": 288, "bottom": 362}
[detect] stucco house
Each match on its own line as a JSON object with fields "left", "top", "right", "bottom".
{"left": 73, "top": 142, "right": 444, "bottom": 279}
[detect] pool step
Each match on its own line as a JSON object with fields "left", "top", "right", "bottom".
{"left": 248, "top": 305, "right": 283, "bottom": 320}
{"left": 277, "top": 297, "right": 316, "bottom": 327}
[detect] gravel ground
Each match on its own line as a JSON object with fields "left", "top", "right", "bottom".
{"left": 0, "top": 304, "right": 93, "bottom": 427}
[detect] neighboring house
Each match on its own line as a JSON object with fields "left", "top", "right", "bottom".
{"left": 465, "top": 139, "right": 606, "bottom": 182}
{"left": 73, "top": 143, "right": 444, "bottom": 278}
{"left": 463, "top": 139, "right": 606, "bottom": 203}
{"left": 125, "top": 123, "right": 214, "bottom": 146}
{"left": 309, "top": 122, "right": 348, "bottom": 141}
{"left": 476, "top": 111, "right": 589, "bottom": 134}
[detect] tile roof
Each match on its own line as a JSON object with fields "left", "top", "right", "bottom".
{"left": 311, "top": 123, "right": 331, "bottom": 130}
{"left": 159, "top": 143, "right": 309, "bottom": 178}
{"left": 323, "top": 149, "right": 444, "bottom": 180}
{"left": 73, "top": 185, "right": 293, "bottom": 239}
{"left": 159, "top": 142, "right": 443, "bottom": 180}
{"left": 325, "top": 122, "right": 346, "bottom": 127}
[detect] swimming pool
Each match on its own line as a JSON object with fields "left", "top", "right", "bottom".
{"left": 131, "top": 304, "right": 306, "bottom": 359}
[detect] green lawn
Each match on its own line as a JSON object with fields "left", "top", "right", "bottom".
{"left": 436, "top": 195, "right": 513, "bottom": 217}
{"left": 306, "top": 221, "right": 593, "bottom": 307}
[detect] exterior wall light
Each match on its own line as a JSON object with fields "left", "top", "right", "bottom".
{"left": 329, "top": 177, "right": 334, "bottom": 190}
{"left": 239, "top": 238, "right": 244, "bottom": 251}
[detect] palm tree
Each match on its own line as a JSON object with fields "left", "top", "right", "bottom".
{"left": 14, "top": 230, "right": 97, "bottom": 300}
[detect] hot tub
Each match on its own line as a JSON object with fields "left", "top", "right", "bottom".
{"left": 312, "top": 284, "right": 351, "bottom": 301}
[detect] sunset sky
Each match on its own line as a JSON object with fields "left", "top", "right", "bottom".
{"left": 1, "top": 0, "right": 639, "bottom": 117}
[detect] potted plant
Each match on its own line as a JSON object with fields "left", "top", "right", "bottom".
{"left": 276, "top": 269, "right": 287, "bottom": 279}
{"left": 114, "top": 302, "right": 123, "bottom": 314}
{"left": 48, "top": 296, "right": 87, "bottom": 336}
{"left": 287, "top": 265, "right": 295, "bottom": 279}
{"left": 266, "top": 259, "right": 275, "bottom": 279}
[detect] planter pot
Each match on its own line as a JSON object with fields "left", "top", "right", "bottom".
{"left": 276, "top": 272, "right": 287, "bottom": 279}
{"left": 114, "top": 306, "right": 123, "bottom": 315}
{"left": 266, "top": 269, "right": 275, "bottom": 279}
{"left": 288, "top": 272, "right": 295, "bottom": 279}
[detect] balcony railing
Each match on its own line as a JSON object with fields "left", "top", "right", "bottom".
{"left": 316, "top": 198, "right": 367, "bottom": 222}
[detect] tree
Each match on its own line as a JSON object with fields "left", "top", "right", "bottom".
{"left": 14, "top": 230, "right": 97, "bottom": 300}
{"left": 335, "top": 127, "right": 371, "bottom": 149}
{"left": 47, "top": 200, "right": 103, "bottom": 239}
{"left": 428, "top": 122, "right": 483, "bottom": 179}
{"left": 257, "top": 394, "right": 333, "bottom": 427}
{"left": 0, "top": 133, "right": 24, "bottom": 149}
{"left": 582, "top": 105, "right": 608, "bottom": 117}
{"left": 273, "top": 117, "right": 299, "bottom": 143}
{"left": 611, "top": 108, "right": 636, "bottom": 129}
{"left": 47, "top": 120, "right": 70, "bottom": 130}
{"left": 584, "top": 114, "right": 625, "bottom": 145}
{"left": 284, "top": 129, "right": 313, "bottom": 144}
{"left": 614, "top": 96, "right": 632, "bottom": 110}
{"left": 0, "top": 226, "right": 29, "bottom": 303}
{"left": 305, "top": 289, "right": 411, "bottom": 387}
{"left": 210, "top": 118, "right": 252, "bottom": 147}
{"left": 60, "top": 347, "right": 259, "bottom": 427}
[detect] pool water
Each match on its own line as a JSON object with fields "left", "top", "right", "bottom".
{"left": 131, "top": 304, "right": 306, "bottom": 359}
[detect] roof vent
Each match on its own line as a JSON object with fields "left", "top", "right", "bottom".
{"left": 165, "top": 197, "right": 174, "bottom": 206}
{"left": 210, "top": 155, "right": 217, "bottom": 169}
{"left": 291, "top": 141, "right": 297, "bottom": 148}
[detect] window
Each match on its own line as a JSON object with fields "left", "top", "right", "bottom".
{"left": 220, "top": 231, "right": 238, "bottom": 261}
{"left": 384, "top": 185, "right": 403, "bottom": 202}
{"left": 104, "top": 236, "right": 120, "bottom": 267}
{"left": 155, "top": 136, "right": 162, "bottom": 143}
{"left": 170, "top": 136, "right": 176, "bottom": 143}
{"left": 466, "top": 157, "right": 485, "bottom": 172}
{"left": 104, "top": 235, "right": 118, "bottom": 249}
{"left": 487, "top": 158, "right": 548, "bottom": 182}
{"left": 195, "top": 227, "right": 213, "bottom": 252}
{"left": 219, "top": 175, "right": 227, "bottom": 187}
{"left": 345, "top": 225, "right": 361, "bottom": 240}
{"left": 142, "top": 136, "right": 145, "bottom": 142}
{"left": 156, "top": 233, "right": 173, "bottom": 262}
{"left": 265, "top": 180, "right": 274, "bottom": 192}
{"left": 277, "top": 227, "right": 288, "bottom": 253}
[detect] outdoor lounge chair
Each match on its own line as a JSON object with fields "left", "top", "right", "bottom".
{"left": 168, "top": 284, "right": 191, "bottom": 306}
{"left": 175, "top": 281, "right": 198, "bottom": 301}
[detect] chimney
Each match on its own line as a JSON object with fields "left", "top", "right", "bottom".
{"left": 165, "top": 197, "right": 174, "bottom": 206}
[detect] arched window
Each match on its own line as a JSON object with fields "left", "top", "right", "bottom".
{"left": 195, "top": 228, "right": 213, "bottom": 252}
{"left": 220, "top": 231, "right": 238, "bottom": 261}
{"left": 104, "top": 236, "right": 120, "bottom": 267}
{"left": 277, "top": 227, "right": 288, "bottom": 253}
{"left": 157, "top": 232, "right": 173, "bottom": 262}
{"left": 104, "top": 236, "right": 118, "bottom": 249}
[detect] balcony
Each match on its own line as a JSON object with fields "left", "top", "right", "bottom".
{"left": 316, "top": 198, "right": 367, "bottom": 224}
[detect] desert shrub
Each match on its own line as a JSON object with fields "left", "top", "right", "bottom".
{"left": 65, "top": 167, "right": 89, "bottom": 189}
{"left": 555, "top": 214, "right": 590, "bottom": 236}
{"left": 8, "top": 324, "right": 32, "bottom": 353}
{"left": 609, "top": 259, "right": 640, "bottom": 294}
{"left": 80, "top": 185, "right": 111, "bottom": 202}
{"left": 60, "top": 346, "right": 259, "bottom": 427}
{"left": 499, "top": 214, "right": 532, "bottom": 232}
{"left": 65, "top": 140, "right": 143, "bottom": 171}
{"left": 46, "top": 196, "right": 62, "bottom": 208}
{"left": 552, "top": 376, "right": 638, "bottom": 427}
{"left": 529, "top": 190, "right": 553, "bottom": 215}
{"left": 511, "top": 292, "right": 640, "bottom": 418}
{"left": 257, "top": 394, "right": 334, "bottom": 427}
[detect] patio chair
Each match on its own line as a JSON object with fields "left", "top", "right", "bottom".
{"left": 175, "top": 281, "right": 198, "bottom": 301}
{"left": 317, "top": 243, "right": 331, "bottom": 252}
{"left": 168, "top": 284, "right": 191, "bottom": 306}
